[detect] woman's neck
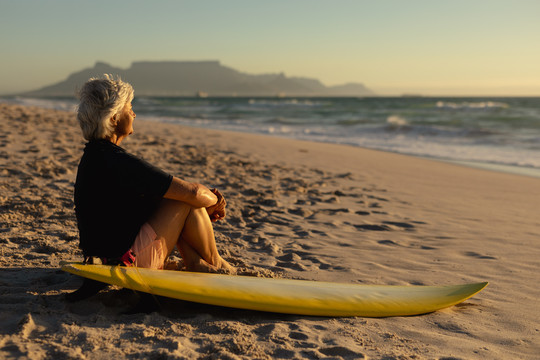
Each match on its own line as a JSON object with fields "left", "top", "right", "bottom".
{"left": 104, "top": 133, "right": 125, "bottom": 146}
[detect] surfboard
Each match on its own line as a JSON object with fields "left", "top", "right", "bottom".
{"left": 62, "top": 263, "right": 488, "bottom": 317}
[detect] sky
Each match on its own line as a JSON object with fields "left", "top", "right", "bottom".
{"left": 0, "top": 0, "right": 539, "bottom": 96}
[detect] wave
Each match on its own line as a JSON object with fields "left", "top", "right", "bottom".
{"left": 436, "top": 101, "right": 509, "bottom": 110}
{"left": 247, "top": 99, "right": 325, "bottom": 107}
{"left": 386, "top": 115, "right": 409, "bottom": 126}
{"left": 1, "top": 96, "right": 77, "bottom": 112}
{"left": 3, "top": 95, "right": 539, "bottom": 173}
{"left": 336, "top": 118, "right": 371, "bottom": 126}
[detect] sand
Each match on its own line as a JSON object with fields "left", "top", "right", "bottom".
{"left": 0, "top": 102, "right": 539, "bottom": 359}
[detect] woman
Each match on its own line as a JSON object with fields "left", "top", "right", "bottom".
{"left": 72, "top": 75, "right": 234, "bottom": 291}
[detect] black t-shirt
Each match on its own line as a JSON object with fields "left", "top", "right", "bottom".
{"left": 74, "top": 140, "right": 173, "bottom": 258}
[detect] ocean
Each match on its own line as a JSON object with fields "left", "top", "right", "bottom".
{"left": 4, "top": 96, "right": 540, "bottom": 177}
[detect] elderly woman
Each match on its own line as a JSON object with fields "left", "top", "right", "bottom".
{"left": 70, "top": 75, "right": 234, "bottom": 300}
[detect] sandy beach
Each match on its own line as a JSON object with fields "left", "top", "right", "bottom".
{"left": 1, "top": 102, "right": 539, "bottom": 359}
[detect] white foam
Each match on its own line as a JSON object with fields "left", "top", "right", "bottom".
{"left": 247, "top": 99, "right": 325, "bottom": 107}
{"left": 1, "top": 97, "right": 77, "bottom": 112}
{"left": 386, "top": 115, "right": 408, "bottom": 126}
{"left": 436, "top": 101, "right": 509, "bottom": 110}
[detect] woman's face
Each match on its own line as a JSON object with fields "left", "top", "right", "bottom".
{"left": 116, "top": 101, "right": 136, "bottom": 137}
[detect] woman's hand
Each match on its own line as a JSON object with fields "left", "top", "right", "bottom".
{"left": 206, "top": 188, "right": 227, "bottom": 222}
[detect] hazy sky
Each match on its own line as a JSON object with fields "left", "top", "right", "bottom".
{"left": 1, "top": 0, "right": 539, "bottom": 96}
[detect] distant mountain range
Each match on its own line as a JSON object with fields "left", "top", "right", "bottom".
{"left": 22, "top": 61, "right": 374, "bottom": 97}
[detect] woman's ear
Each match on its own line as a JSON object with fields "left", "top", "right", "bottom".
{"left": 110, "top": 114, "right": 118, "bottom": 127}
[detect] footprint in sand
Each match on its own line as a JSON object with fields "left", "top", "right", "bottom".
{"left": 367, "top": 195, "right": 389, "bottom": 202}
{"left": 319, "top": 346, "right": 366, "bottom": 359}
{"left": 318, "top": 208, "right": 351, "bottom": 215}
{"left": 257, "top": 238, "right": 282, "bottom": 255}
{"left": 254, "top": 322, "right": 366, "bottom": 359}
{"left": 435, "top": 321, "right": 474, "bottom": 336}
{"left": 355, "top": 224, "right": 391, "bottom": 231}
{"left": 382, "top": 221, "right": 416, "bottom": 230}
{"left": 287, "top": 208, "right": 314, "bottom": 218}
{"left": 377, "top": 239, "right": 401, "bottom": 246}
{"left": 289, "top": 331, "right": 309, "bottom": 340}
{"left": 277, "top": 253, "right": 302, "bottom": 262}
{"left": 294, "top": 230, "right": 311, "bottom": 238}
{"left": 463, "top": 251, "right": 497, "bottom": 260}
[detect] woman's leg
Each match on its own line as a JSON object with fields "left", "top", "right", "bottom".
{"left": 146, "top": 199, "right": 234, "bottom": 273}
{"left": 177, "top": 207, "right": 235, "bottom": 273}
{"left": 176, "top": 236, "right": 218, "bottom": 272}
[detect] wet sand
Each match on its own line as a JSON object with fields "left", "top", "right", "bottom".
{"left": 1, "top": 103, "right": 539, "bottom": 359}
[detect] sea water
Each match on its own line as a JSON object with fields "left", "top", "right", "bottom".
{"left": 4, "top": 96, "right": 540, "bottom": 176}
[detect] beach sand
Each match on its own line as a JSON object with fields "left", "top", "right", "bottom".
{"left": 1, "top": 102, "right": 539, "bottom": 359}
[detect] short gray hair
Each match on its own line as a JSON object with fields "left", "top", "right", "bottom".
{"left": 77, "top": 74, "right": 134, "bottom": 141}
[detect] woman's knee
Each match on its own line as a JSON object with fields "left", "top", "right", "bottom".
{"left": 147, "top": 199, "right": 193, "bottom": 240}
{"left": 153, "top": 199, "right": 193, "bottom": 221}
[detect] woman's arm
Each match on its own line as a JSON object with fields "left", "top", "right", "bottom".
{"left": 163, "top": 177, "right": 217, "bottom": 208}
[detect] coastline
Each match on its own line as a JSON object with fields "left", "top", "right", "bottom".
{"left": 3, "top": 95, "right": 540, "bottom": 179}
{"left": 1, "top": 103, "right": 539, "bottom": 359}
{"left": 437, "top": 159, "right": 540, "bottom": 179}
{"left": 151, "top": 118, "right": 540, "bottom": 180}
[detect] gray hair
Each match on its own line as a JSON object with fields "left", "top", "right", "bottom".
{"left": 77, "top": 74, "right": 134, "bottom": 141}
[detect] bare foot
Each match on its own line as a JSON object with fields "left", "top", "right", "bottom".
{"left": 216, "top": 257, "right": 237, "bottom": 275}
{"left": 186, "top": 258, "right": 220, "bottom": 273}
{"left": 183, "top": 255, "right": 237, "bottom": 275}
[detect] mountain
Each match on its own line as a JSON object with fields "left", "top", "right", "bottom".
{"left": 22, "top": 61, "right": 375, "bottom": 97}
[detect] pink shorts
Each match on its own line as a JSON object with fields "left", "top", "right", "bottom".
{"left": 130, "top": 223, "right": 167, "bottom": 269}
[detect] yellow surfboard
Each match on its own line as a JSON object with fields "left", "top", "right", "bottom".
{"left": 62, "top": 263, "right": 487, "bottom": 317}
